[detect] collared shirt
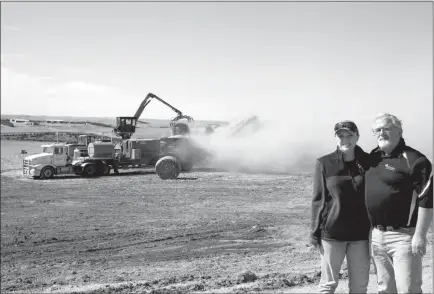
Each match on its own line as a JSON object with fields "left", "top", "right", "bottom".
{"left": 365, "top": 138, "right": 433, "bottom": 227}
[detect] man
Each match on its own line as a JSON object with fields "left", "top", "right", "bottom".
{"left": 365, "top": 113, "right": 433, "bottom": 293}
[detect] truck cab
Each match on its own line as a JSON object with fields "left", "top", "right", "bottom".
{"left": 22, "top": 143, "right": 86, "bottom": 179}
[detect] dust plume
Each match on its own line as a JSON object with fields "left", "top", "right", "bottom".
{"left": 191, "top": 116, "right": 332, "bottom": 174}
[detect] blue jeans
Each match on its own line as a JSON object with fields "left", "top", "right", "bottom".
{"left": 319, "top": 239, "right": 370, "bottom": 293}
{"left": 371, "top": 227, "right": 423, "bottom": 293}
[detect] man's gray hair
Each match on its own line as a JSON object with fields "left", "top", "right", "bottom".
{"left": 374, "top": 113, "right": 403, "bottom": 131}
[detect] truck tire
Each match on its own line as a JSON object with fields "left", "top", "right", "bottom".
{"left": 73, "top": 165, "right": 82, "bottom": 175}
{"left": 155, "top": 156, "right": 181, "bottom": 180}
{"left": 82, "top": 164, "right": 97, "bottom": 177}
{"left": 40, "top": 167, "right": 54, "bottom": 179}
{"left": 102, "top": 164, "right": 111, "bottom": 176}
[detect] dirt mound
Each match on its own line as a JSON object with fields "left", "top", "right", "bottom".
{"left": 236, "top": 271, "right": 258, "bottom": 284}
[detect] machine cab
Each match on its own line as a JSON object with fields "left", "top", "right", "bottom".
{"left": 114, "top": 117, "right": 138, "bottom": 139}
{"left": 77, "top": 134, "right": 98, "bottom": 146}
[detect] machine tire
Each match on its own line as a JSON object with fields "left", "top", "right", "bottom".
{"left": 82, "top": 164, "right": 97, "bottom": 177}
{"left": 40, "top": 167, "right": 54, "bottom": 179}
{"left": 155, "top": 156, "right": 181, "bottom": 180}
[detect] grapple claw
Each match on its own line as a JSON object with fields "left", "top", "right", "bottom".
{"left": 170, "top": 114, "right": 194, "bottom": 126}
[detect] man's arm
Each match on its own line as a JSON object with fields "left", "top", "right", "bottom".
{"left": 414, "top": 207, "right": 433, "bottom": 236}
{"left": 411, "top": 157, "right": 433, "bottom": 255}
{"left": 412, "top": 206, "right": 432, "bottom": 256}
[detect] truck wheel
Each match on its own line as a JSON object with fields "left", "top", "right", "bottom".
{"left": 83, "top": 164, "right": 97, "bottom": 177}
{"left": 102, "top": 164, "right": 111, "bottom": 176}
{"left": 73, "top": 165, "right": 82, "bottom": 175}
{"left": 155, "top": 156, "right": 181, "bottom": 180}
{"left": 40, "top": 167, "right": 54, "bottom": 179}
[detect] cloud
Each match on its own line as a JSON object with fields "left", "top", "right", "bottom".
{"left": 0, "top": 67, "right": 138, "bottom": 117}
{"left": 1, "top": 67, "right": 50, "bottom": 114}
{"left": 0, "top": 66, "right": 208, "bottom": 120}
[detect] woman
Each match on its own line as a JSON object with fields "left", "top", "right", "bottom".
{"left": 310, "top": 120, "right": 371, "bottom": 293}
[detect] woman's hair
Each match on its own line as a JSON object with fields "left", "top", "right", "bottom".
{"left": 373, "top": 113, "right": 403, "bottom": 131}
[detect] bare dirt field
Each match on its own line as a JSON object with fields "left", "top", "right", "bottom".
{"left": 1, "top": 140, "right": 432, "bottom": 294}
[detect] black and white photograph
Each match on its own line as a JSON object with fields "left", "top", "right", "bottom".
{"left": 1, "top": 0, "right": 432, "bottom": 293}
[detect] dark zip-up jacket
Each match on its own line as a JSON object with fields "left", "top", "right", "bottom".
{"left": 310, "top": 145, "right": 371, "bottom": 245}
{"left": 365, "top": 138, "right": 433, "bottom": 227}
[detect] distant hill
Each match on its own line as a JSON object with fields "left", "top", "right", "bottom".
{"left": 0, "top": 114, "right": 228, "bottom": 128}
{"left": 0, "top": 114, "right": 230, "bottom": 141}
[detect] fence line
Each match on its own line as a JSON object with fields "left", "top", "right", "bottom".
{"left": 0, "top": 132, "right": 99, "bottom": 142}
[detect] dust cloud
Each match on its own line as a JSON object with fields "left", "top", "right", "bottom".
{"left": 190, "top": 116, "right": 333, "bottom": 174}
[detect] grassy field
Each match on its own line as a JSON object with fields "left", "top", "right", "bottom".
{"left": 0, "top": 140, "right": 44, "bottom": 172}
{"left": 1, "top": 139, "right": 432, "bottom": 293}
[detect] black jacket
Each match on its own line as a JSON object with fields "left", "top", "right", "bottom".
{"left": 310, "top": 145, "right": 371, "bottom": 245}
{"left": 365, "top": 138, "right": 433, "bottom": 227}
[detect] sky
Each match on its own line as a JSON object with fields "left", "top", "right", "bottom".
{"left": 1, "top": 1, "right": 433, "bottom": 159}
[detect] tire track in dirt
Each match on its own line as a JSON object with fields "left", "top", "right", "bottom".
{"left": 36, "top": 270, "right": 322, "bottom": 294}
{"left": 2, "top": 167, "right": 399, "bottom": 294}
{"left": 84, "top": 232, "right": 222, "bottom": 252}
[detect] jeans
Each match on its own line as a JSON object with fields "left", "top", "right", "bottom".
{"left": 319, "top": 239, "right": 370, "bottom": 293}
{"left": 371, "top": 227, "right": 423, "bottom": 293}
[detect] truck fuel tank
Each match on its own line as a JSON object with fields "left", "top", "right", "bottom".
{"left": 88, "top": 142, "right": 115, "bottom": 158}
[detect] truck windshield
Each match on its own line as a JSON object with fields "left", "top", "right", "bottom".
{"left": 42, "top": 146, "right": 54, "bottom": 154}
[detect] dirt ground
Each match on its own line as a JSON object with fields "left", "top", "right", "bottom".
{"left": 1, "top": 140, "right": 432, "bottom": 294}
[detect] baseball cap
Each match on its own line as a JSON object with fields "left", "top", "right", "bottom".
{"left": 334, "top": 121, "right": 359, "bottom": 134}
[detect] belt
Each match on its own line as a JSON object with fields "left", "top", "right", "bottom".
{"left": 375, "top": 225, "right": 402, "bottom": 232}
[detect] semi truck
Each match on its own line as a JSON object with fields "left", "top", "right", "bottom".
{"left": 22, "top": 132, "right": 203, "bottom": 180}
{"left": 22, "top": 92, "right": 204, "bottom": 180}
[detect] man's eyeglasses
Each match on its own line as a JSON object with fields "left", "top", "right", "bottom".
{"left": 372, "top": 127, "right": 392, "bottom": 135}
